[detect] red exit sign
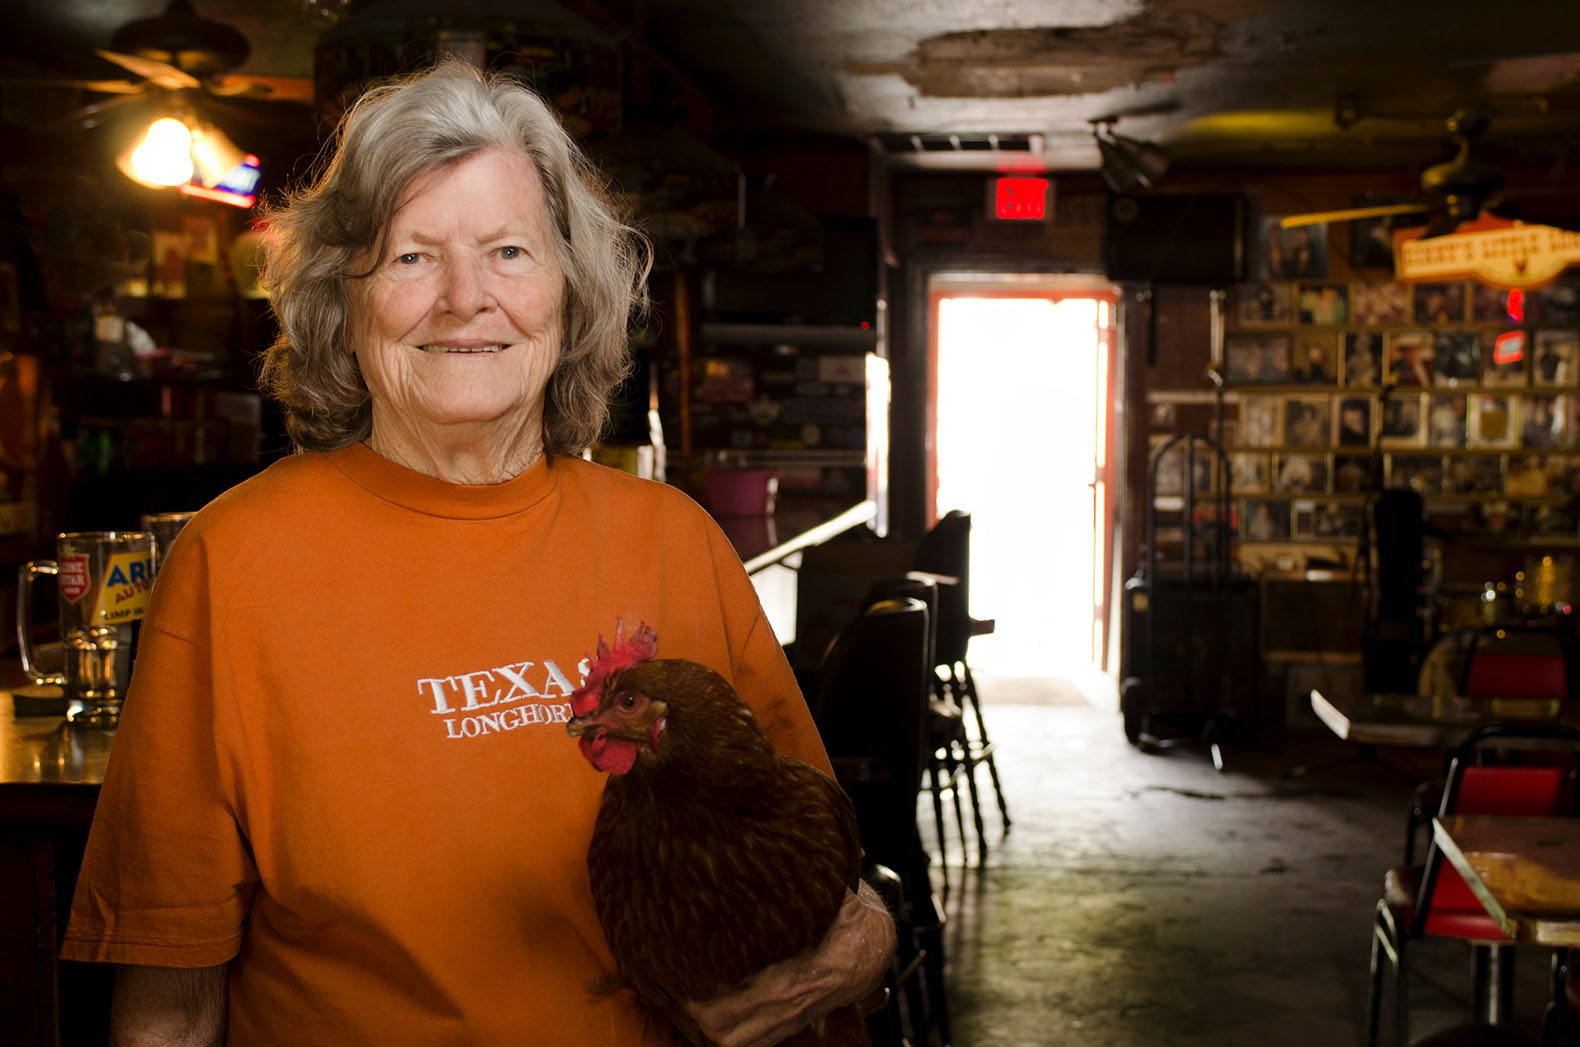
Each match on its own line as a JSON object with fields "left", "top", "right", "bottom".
{"left": 991, "top": 176, "right": 1051, "bottom": 221}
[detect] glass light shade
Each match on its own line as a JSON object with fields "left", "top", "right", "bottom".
{"left": 189, "top": 123, "right": 245, "bottom": 188}
{"left": 125, "top": 117, "right": 195, "bottom": 187}
{"left": 1095, "top": 130, "right": 1170, "bottom": 193}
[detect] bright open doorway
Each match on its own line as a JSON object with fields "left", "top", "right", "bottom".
{"left": 930, "top": 277, "right": 1117, "bottom": 699}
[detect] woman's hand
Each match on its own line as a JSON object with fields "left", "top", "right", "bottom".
{"left": 682, "top": 882, "right": 896, "bottom": 1047}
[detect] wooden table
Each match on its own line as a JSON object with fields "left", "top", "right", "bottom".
{"left": 1433, "top": 815, "right": 1580, "bottom": 946}
{"left": 1309, "top": 689, "right": 1580, "bottom": 749}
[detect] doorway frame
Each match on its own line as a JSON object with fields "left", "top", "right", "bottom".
{"left": 924, "top": 273, "right": 1121, "bottom": 671}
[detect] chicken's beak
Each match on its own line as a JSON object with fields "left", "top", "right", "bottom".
{"left": 566, "top": 714, "right": 597, "bottom": 739}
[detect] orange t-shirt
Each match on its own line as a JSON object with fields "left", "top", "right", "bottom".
{"left": 62, "top": 445, "right": 831, "bottom": 1045}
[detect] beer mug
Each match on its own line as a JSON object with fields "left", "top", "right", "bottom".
{"left": 141, "top": 511, "right": 198, "bottom": 574}
{"left": 17, "top": 531, "right": 156, "bottom": 724}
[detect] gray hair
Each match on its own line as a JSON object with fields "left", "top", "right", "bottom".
{"left": 257, "top": 59, "right": 651, "bottom": 455}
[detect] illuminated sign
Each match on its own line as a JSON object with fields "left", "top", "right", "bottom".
{"left": 991, "top": 176, "right": 1051, "bottom": 221}
{"left": 1393, "top": 216, "right": 1580, "bottom": 289}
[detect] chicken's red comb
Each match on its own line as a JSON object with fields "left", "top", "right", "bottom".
{"left": 570, "top": 619, "right": 658, "bottom": 716}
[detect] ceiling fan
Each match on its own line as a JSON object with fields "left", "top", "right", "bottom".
{"left": 1279, "top": 109, "right": 1579, "bottom": 239}
{"left": 8, "top": 0, "right": 312, "bottom": 132}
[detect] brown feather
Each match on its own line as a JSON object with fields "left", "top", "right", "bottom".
{"left": 579, "top": 659, "right": 867, "bottom": 1046}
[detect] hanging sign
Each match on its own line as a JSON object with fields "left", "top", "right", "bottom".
{"left": 1393, "top": 216, "right": 1580, "bottom": 290}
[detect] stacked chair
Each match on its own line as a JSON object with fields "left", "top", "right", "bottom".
{"left": 911, "top": 511, "right": 1010, "bottom": 862}
{"left": 1368, "top": 723, "right": 1580, "bottom": 1046}
{"left": 807, "top": 595, "right": 952, "bottom": 1047}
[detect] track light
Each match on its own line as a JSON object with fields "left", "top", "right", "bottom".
{"left": 1093, "top": 122, "right": 1169, "bottom": 193}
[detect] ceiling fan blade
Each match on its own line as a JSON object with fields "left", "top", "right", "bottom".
{"left": 1279, "top": 203, "right": 1430, "bottom": 229}
{"left": 206, "top": 75, "right": 315, "bottom": 104}
{"left": 94, "top": 48, "right": 201, "bottom": 91}
{"left": 0, "top": 76, "right": 144, "bottom": 94}
{"left": 49, "top": 93, "right": 148, "bottom": 131}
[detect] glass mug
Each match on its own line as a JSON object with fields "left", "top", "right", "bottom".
{"left": 17, "top": 531, "right": 156, "bottom": 724}
{"left": 141, "top": 511, "right": 198, "bottom": 574}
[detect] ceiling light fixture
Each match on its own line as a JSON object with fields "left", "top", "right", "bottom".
{"left": 117, "top": 111, "right": 260, "bottom": 207}
{"left": 1092, "top": 120, "right": 1169, "bottom": 193}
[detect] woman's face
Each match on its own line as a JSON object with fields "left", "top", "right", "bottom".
{"left": 353, "top": 147, "right": 565, "bottom": 457}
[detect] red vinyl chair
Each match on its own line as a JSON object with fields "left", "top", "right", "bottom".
{"left": 1368, "top": 723, "right": 1580, "bottom": 1047}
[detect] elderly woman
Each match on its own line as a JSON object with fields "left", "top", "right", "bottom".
{"left": 61, "top": 61, "right": 893, "bottom": 1045}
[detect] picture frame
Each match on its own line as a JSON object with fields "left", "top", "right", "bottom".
{"left": 1236, "top": 281, "right": 1293, "bottom": 326}
{"left": 1444, "top": 455, "right": 1503, "bottom": 495}
{"left": 1313, "top": 501, "right": 1365, "bottom": 537}
{"left": 1470, "top": 392, "right": 1517, "bottom": 448}
{"left": 1343, "top": 331, "right": 1385, "bottom": 387}
{"left": 1274, "top": 452, "right": 1329, "bottom": 493}
{"left": 1350, "top": 281, "right": 1411, "bottom": 326}
{"left": 1389, "top": 453, "right": 1444, "bottom": 494}
{"left": 1521, "top": 394, "right": 1564, "bottom": 448}
{"left": 1335, "top": 395, "right": 1373, "bottom": 447}
{"left": 1224, "top": 331, "right": 1293, "bottom": 384}
{"left": 1291, "top": 330, "right": 1338, "bottom": 384}
{"left": 1333, "top": 454, "right": 1375, "bottom": 493}
{"left": 1432, "top": 330, "right": 1480, "bottom": 386}
{"left": 1239, "top": 395, "right": 1282, "bottom": 448}
{"left": 1413, "top": 281, "right": 1467, "bottom": 324}
{"left": 1283, "top": 394, "right": 1331, "bottom": 446}
{"left": 1243, "top": 498, "right": 1291, "bottom": 540}
{"left": 1425, "top": 393, "right": 1468, "bottom": 448}
{"left": 1527, "top": 502, "right": 1578, "bottom": 539}
{"left": 1534, "top": 280, "right": 1580, "bottom": 325}
{"left": 1386, "top": 330, "right": 1434, "bottom": 386}
{"left": 1532, "top": 330, "right": 1580, "bottom": 386}
{"left": 1505, "top": 454, "right": 1551, "bottom": 497}
{"left": 1259, "top": 218, "right": 1328, "bottom": 280}
{"left": 1296, "top": 282, "right": 1348, "bottom": 325}
{"left": 1230, "top": 452, "right": 1269, "bottom": 492}
{"left": 1380, "top": 392, "right": 1424, "bottom": 447}
{"left": 1291, "top": 499, "right": 1317, "bottom": 540}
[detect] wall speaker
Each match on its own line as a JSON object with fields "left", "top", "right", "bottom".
{"left": 1103, "top": 193, "right": 1245, "bottom": 285}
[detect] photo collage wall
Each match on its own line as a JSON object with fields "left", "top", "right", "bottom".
{"left": 1206, "top": 266, "right": 1580, "bottom": 544}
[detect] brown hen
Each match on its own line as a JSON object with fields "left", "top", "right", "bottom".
{"left": 566, "top": 621, "right": 868, "bottom": 1047}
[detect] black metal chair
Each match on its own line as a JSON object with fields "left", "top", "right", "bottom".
{"left": 808, "top": 596, "right": 952, "bottom": 1047}
{"left": 913, "top": 510, "right": 1010, "bottom": 855}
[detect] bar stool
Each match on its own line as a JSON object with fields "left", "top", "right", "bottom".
{"left": 913, "top": 511, "right": 1011, "bottom": 854}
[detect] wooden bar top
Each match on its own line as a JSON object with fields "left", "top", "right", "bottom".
{"left": 1433, "top": 815, "right": 1580, "bottom": 946}
{"left": 715, "top": 500, "right": 877, "bottom": 574}
{"left": 0, "top": 681, "right": 111, "bottom": 825}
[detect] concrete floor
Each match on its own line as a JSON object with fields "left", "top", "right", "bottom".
{"left": 918, "top": 680, "right": 1566, "bottom": 1047}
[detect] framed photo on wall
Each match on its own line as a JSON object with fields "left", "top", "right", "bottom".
{"left": 1350, "top": 281, "right": 1411, "bottom": 325}
{"left": 1389, "top": 454, "right": 1444, "bottom": 494}
{"left": 1284, "top": 394, "right": 1331, "bottom": 446}
{"left": 1297, "top": 282, "right": 1349, "bottom": 324}
{"left": 1522, "top": 394, "right": 1564, "bottom": 448}
{"left": 1387, "top": 330, "right": 1435, "bottom": 386}
{"left": 1230, "top": 452, "right": 1269, "bottom": 492}
{"left": 1343, "top": 332, "right": 1385, "bottom": 387}
{"left": 1426, "top": 393, "right": 1468, "bottom": 447}
{"left": 1335, "top": 396, "right": 1373, "bottom": 447}
{"left": 1237, "top": 282, "right": 1293, "bottom": 326}
{"left": 1470, "top": 393, "right": 1517, "bottom": 448}
{"left": 1482, "top": 330, "right": 1527, "bottom": 387}
{"left": 1291, "top": 330, "right": 1338, "bottom": 383}
{"left": 1243, "top": 498, "right": 1291, "bottom": 540}
{"left": 1224, "top": 332, "right": 1292, "bottom": 384}
{"left": 1333, "top": 454, "right": 1375, "bottom": 492}
{"left": 1444, "top": 455, "right": 1503, "bottom": 495}
{"left": 1533, "top": 330, "right": 1580, "bottom": 386}
{"left": 1259, "top": 218, "right": 1328, "bottom": 280}
{"left": 1433, "top": 330, "right": 1480, "bottom": 386}
{"left": 1381, "top": 393, "right": 1425, "bottom": 447}
{"left": 1239, "top": 395, "right": 1282, "bottom": 447}
{"left": 1274, "top": 453, "right": 1329, "bottom": 493}
{"left": 1414, "top": 282, "right": 1467, "bottom": 324}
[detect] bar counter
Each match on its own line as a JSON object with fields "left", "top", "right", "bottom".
{"left": 714, "top": 499, "right": 878, "bottom": 574}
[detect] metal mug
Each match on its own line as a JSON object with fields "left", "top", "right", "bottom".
{"left": 140, "top": 511, "right": 198, "bottom": 574}
{"left": 17, "top": 531, "right": 156, "bottom": 724}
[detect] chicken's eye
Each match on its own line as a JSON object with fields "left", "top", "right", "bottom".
{"left": 619, "top": 693, "right": 638, "bottom": 711}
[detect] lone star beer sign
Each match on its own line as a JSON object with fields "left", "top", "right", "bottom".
{"left": 1393, "top": 216, "right": 1580, "bottom": 290}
